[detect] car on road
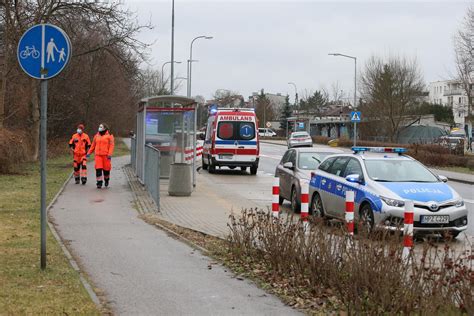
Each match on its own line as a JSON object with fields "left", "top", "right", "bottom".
{"left": 287, "top": 131, "right": 313, "bottom": 148}
{"left": 258, "top": 128, "right": 277, "bottom": 137}
{"left": 308, "top": 147, "right": 468, "bottom": 238}
{"left": 275, "top": 147, "right": 344, "bottom": 212}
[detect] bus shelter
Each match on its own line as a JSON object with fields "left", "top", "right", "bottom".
{"left": 136, "top": 96, "right": 196, "bottom": 195}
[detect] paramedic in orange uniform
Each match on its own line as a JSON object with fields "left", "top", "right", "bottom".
{"left": 87, "top": 123, "right": 115, "bottom": 189}
{"left": 68, "top": 124, "right": 91, "bottom": 185}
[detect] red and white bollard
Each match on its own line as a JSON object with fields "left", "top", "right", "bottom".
{"left": 403, "top": 200, "right": 414, "bottom": 259}
{"left": 272, "top": 177, "right": 280, "bottom": 218}
{"left": 345, "top": 191, "right": 355, "bottom": 236}
{"left": 300, "top": 182, "right": 309, "bottom": 232}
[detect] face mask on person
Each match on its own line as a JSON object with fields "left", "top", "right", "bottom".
{"left": 77, "top": 129, "right": 83, "bottom": 134}
{"left": 98, "top": 125, "right": 105, "bottom": 132}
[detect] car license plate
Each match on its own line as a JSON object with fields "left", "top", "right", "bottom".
{"left": 420, "top": 215, "right": 449, "bottom": 224}
{"left": 219, "top": 154, "right": 233, "bottom": 160}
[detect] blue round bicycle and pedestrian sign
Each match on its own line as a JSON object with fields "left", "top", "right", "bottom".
{"left": 17, "top": 24, "right": 71, "bottom": 80}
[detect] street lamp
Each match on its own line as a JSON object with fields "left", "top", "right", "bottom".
{"left": 187, "top": 35, "right": 213, "bottom": 98}
{"left": 188, "top": 35, "right": 212, "bottom": 189}
{"left": 170, "top": 0, "right": 175, "bottom": 94}
{"left": 288, "top": 82, "right": 298, "bottom": 108}
{"left": 328, "top": 53, "right": 357, "bottom": 146}
{"left": 161, "top": 61, "right": 182, "bottom": 91}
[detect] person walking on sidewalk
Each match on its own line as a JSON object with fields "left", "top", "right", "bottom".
{"left": 87, "top": 123, "right": 115, "bottom": 189}
{"left": 68, "top": 124, "right": 91, "bottom": 185}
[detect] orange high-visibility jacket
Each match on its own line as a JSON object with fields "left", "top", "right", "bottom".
{"left": 88, "top": 131, "right": 115, "bottom": 156}
{"left": 69, "top": 132, "right": 91, "bottom": 155}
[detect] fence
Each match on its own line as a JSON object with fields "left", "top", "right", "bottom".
{"left": 144, "top": 144, "right": 160, "bottom": 209}
{"left": 131, "top": 136, "right": 137, "bottom": 171}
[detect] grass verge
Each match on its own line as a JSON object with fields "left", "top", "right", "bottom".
{"left": 438, "top": 166, "right": 474, "bottom": 175}
{"left": 113, "top": 137, "right": 130, "bottom": 157}
{"left": 0, "top": 153, "right": 101, "bottom": 314}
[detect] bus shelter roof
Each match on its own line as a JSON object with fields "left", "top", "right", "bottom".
{"left": 139, "top": 95, "right": 196, "bottom": 108}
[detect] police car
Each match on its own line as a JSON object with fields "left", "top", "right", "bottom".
{"left": 309, "top": 147, "right": 468, "bottom": 238}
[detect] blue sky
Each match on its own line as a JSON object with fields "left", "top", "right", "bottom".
{"left": 129, "top": 1, "right": 470, "bottom": 102}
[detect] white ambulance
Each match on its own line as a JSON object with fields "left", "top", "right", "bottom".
{"left": 202, "top": 108, "right": 260, "bottom": 174}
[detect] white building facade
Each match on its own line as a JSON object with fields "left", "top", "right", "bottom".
{"left": 428, "top": 80, "right": 470, "bottom": 127}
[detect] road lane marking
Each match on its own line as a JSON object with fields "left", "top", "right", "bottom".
{"left": 260, "top": 154, "right": 281, "bottom": 160}
{"left": 465, "top": 199, "right": 474, "bottom": 204}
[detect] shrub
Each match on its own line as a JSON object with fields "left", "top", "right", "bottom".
{"left": 228, "top": 209, "right": 474, "bottom": 314}
{"left": 0, "top": 128, "right": 30, "bottom": 174}
{"left": 312, "top": 136, "right": 331, "bottom": 144}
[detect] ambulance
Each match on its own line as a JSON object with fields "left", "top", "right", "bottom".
{"left": 202, "top": 108, "right": 259, "bottom": 174}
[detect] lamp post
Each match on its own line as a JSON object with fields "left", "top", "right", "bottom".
{"left": 170, "top": 0, "right": 175, "bottom": 95}
{"left": 187, "top": 36, "right": 212, "bottom": 189}
{"left": 288, "top": 82, "right": 298, "bottom": 108}
{"left": 161, "top": 61, "right": 182, "bottom": 92}
{"left": 187, "top": 35, "right": 213, "bottom": 98}
{"left": 187, "top": 35, "right": 213, "bottom": 187}
{"left": 328, "top": 53, "right": 357, "bottom": 146}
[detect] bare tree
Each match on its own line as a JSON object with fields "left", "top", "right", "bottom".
{"left": 0, "top": 1, "right": 151, "bottom": 159}
{"left": 454, "top": 6, "right": 474, "bottom": 136}
{"left": 213, "top": 89, "right": 242, "bottom": 107}
{"left": 360, "top": 55, "right": 424, "bottom": 142}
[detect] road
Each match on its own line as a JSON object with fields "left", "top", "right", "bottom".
{"left": 256, "top": 142, "right": 473, "bottom": 237}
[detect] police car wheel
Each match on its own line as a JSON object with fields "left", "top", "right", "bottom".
{"left": 359, "top": 204, "right": 374, "bottom": 234}
{"left": 241, "top": 166, "right": 247, "bottom": 172}
{"left": 444, "top": 231, "right": 460, "bottom": 240}
{"left": 310, "top": 193, "right": 324, "bottom": 218}
{"left": 291, "top": 187, "right": 301, "bottom": 214}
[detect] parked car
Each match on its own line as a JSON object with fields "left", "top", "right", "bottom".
{"left": 287, "top": 131, "right": 312, "bottom": 148}
{"left": 258, "top": 128, "right": 277, "bottom": 137}
{"left": 275, "top": 147, "right": 344, "bottom": 212}
{"left": 308, "top": 147, "right": 467, "bottom": 238}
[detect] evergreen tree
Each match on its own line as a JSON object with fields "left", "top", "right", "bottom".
{"left": 280, "top": 95, "right": 293, "bottom": 131}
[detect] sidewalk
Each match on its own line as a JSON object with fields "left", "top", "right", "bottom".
{"left": 133, "top": 168, "right": 274, "bottom": 238}
{"left": 49, "top": 156, "right": 298, "bottom": 315}
{"left": 261, "top": 140, "right": 474, "bottom": 185}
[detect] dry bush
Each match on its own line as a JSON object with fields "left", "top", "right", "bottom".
{"left": 228, "top": 209, "right": 474, "bottom": 314}
{"left": 333, "top": 138, "right": 468, "bottom": 168}
{"left": 47, "top": 138, "right": 70, "bottom": 159}
{"left": 312, "top": 136, "right": 331, "bottom": 144}
{"left": 0, "top": 128, "right": 30, "bottom": 174}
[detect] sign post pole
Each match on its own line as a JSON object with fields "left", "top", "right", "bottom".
{"left": 350, "top": 111, "right": 361, "bottom": 147}
{"left": 17, "top": 24, "right": 71, "bottom": 270}
{"left": 40, "top": 79, "right": 47, "bottom": 270}
{"left": 353, "top": 121, "right": 357, "bottom": 147}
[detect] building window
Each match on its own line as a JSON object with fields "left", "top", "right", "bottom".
{"left": 459, "top": 97, "right": 462, "bottom": 104}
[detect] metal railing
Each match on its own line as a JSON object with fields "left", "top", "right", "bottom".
{"left": 131, "top": 136, "right": 137, "bottom": 171}
{"left": 145, "top": 144, "right": 160, "bottom": 210}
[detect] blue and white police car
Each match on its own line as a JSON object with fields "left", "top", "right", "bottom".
{"left": 308, "top": 147, "right": 468, "bottom": 238}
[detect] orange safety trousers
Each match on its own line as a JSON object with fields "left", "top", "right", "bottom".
{"left": 73, "top": 154, "right": 87, "bottom": 178}
{"left": 95, "top": 155, "right": 111, "bottom": 171}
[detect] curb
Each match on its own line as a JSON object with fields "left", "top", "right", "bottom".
{"left": 47, "top": 172, "right": 102, "bottom": 309}
{"left": 261, "top": 141, "right": 474, "bottom": 185}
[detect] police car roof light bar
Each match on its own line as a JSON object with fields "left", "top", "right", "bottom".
{"left": 351, "top": 146, "right": 408, "bottom": 155}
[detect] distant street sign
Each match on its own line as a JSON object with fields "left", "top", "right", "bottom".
{"left": 266, "top": 122, "right": 272, "bottom": 128}
{"left": 17, "top": 24, "right": 71, "bottom": 80}
{"left": 298, "top": 122, "right": 305, "bottom": 128}
{"left": 351, "top": 111, "right": 361, "bottom": 122}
